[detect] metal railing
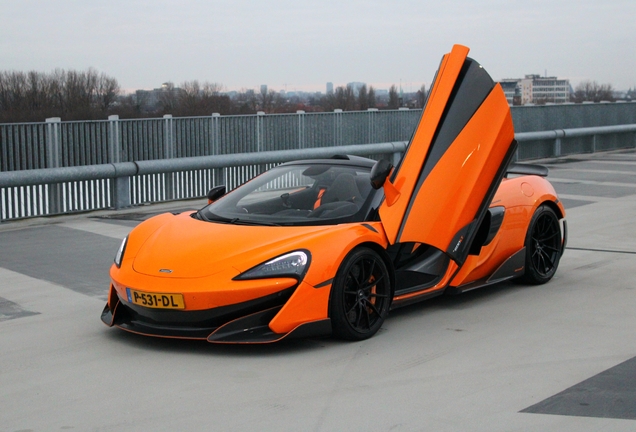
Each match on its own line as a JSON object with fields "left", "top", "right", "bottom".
{"left": 5, "top": 102, "right": 636, "bottom": 174}
{"left": 1, "top": 124, "right": 635, "bottom": 222}
{"left": 1, "top": 110, "right": 422, "bottom": 172}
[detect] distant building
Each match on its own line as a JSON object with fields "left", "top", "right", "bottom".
{"left": 135, "top": 83, "right": 182, "bottom": 112}
{"left": 499, "top": 75, "right": 571, "bottom": 105}
{"left": 499, "top": 79, "right": 521, "bottom": 105}
{"left": 326, "top": 82, "right": 333, "bottom": 95}
{"left": 347, "top": 82, "right": 366, "bottom": 96}
{"left": 260, "top": 84, "right": 268, "bottom": 94}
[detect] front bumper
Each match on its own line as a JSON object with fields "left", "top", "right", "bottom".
{"left": 101, "top": 285, "right": 331, "bottom": 344}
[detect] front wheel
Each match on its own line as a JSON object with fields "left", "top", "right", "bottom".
{"left": 329, "top": 247, "right": 391, "bottom": 341}
{"left": 519, "top": 204, "right": 562, "bottom": 284}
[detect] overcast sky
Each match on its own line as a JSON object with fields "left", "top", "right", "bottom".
{"left": 2, "top": 0, "right": 635, "bottom": 93}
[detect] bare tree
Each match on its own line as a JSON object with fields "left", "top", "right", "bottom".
{"left": 572, "top": 81, "right": 615, "bottom": 103}
{"left": 388, "top": 85, "right": 399, "bottom": 109}
{"left": 232, "top": 88, "right": 258, "bottom": 114}
{"left": 0, "top": 68, "right": 121, "bottom": 121}
{"left": 158, "top": 82, "right": 181, "bottom": 113}
{"left": 367, "top": 86, "right": 376, "bottom": 108}
{"left": 329, "top": 85, "right": 356, "bottom": 111}
{"left": 358, "top": 84, "right": 368, "bottom": 110}
{"left": 417, "top": 84, "right": 427, "bottom": 108}
{"left": 96, "top": 74, "right": 120, "bottom": 111}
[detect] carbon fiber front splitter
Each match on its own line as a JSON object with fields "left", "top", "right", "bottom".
{"left": 101, "top": 289, "right": 332, "bottom": 344}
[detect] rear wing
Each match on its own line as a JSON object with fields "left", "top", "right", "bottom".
{"left": 506, "top": 163, "right": 549, "bottom": 177}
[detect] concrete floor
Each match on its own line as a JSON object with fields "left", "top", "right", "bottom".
{"left": 0, "top": 149, "right": 635, "bottom": 431}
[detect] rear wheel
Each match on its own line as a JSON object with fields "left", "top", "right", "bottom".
{"left": 519, "top": 205, "right": 562, "bottom": 284}
{"left": 330, "top": 247, "right": 391, "bottom": 341}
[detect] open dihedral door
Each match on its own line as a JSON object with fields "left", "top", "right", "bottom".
{"left": 379, "top": 44, "right": 516, "bottom": 266}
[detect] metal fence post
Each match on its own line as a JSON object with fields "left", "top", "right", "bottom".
{"left": 368, "top": 108, "right": 378, "bottom": 144}
{"left": 163, "top": 114, "right": 175, "bottom": 200}
{"left": 555, "top": 137, "right": 562, "bottom": 157}
{"left": 297, "top": 110, "right": 305, "bottom": 149}
{"left": 45, "top": 117, "right": 62, "bottom": 214}
{"left": 108, "top": 115, "right": 129, "bottom": 208}
{"left": 213, "top": 167, "right": 225, "bottom": 189}
{"left": 334, "top": 109, "right": 343, "bottom": 146}
{"left": 211, "top": 113, "right": 220, "bottom": 155}
{"left": 163, "top": 114, "right": 175, "bottom": 159}
{"left": 392, "top": 149, "right": 402, "bottom": 166}
{"left": 46, "top": 117, "right": 62, "bottom": 168}
{"left": 211, "top": 113, "right": 224, "bottom": 189}
{"left": 108, "top": 115, "right": 121, "bottom": 163}
{"left": 113, "top": 171, "right": 131, "bottom": 210}
{"left": 257, "top": 111, "right": 265, "bottom": 152}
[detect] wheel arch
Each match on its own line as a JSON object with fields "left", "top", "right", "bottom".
{"left": 356, "top": 241, "right": 396, "bottom": 300}
{"left": 539, "top": 198, "right": 564, "bottom": 220}
{"left": 327, "top": 242, "right": 396, "bottom": 319}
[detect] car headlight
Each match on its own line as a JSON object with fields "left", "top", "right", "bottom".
{"left": 114, "top": 236, "right": 128, "bottom": 268}
{"left": 234, "top": 250, "right": 310, "bottom": 280}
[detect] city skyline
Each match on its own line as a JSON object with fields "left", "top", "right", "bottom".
{"left": 2, "top": 1, "right": 635, "bottom": 93}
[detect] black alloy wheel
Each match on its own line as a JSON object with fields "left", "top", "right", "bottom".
{"left": 330, "top": 247, "right": 391, "bottom": 340}
{"left": 519, "top": 204, "right": 562, "bottom": 284}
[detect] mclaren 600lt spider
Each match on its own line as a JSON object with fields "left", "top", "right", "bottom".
{"left": 101, "top": 45, "right": 566, "bottom": 343}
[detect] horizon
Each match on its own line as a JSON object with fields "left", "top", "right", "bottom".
{"left": 2, "top": 1, "right": 635, "bottom": 93}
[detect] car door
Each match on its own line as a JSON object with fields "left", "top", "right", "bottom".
{"left": 379, "top": 44, "right": 516, "bottom": 266}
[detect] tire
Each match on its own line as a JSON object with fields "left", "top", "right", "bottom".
{"left": 519, "top": 204, "right": 562, "bottom": 284}
{"left": 329, "top": 247, "right": 391, "bottom": 341}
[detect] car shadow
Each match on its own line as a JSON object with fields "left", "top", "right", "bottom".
{"left": 100, "top": 280, "right": 539, "bottom": 355}
{"left": 100, "top": 324, "right": 340, "bottom": 357}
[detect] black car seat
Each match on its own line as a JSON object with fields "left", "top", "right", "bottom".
{"left": 320, "top": 173, "right": 363, "bottom": 205}
{"left": 310, "top": 173, "right": 364, "bottom": 218}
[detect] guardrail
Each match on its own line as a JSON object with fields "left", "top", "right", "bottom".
{"left": 1, "top": 124, "right": 635, "bottom": 222}
{"left": 515, "top": 124, "right": 636, "bottom": 159}
{"left": 0, "top": 142, "right": 407, "bottom": 221}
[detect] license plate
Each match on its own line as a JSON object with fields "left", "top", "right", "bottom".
{"left": 126, "top": 288, "right": 185, "bottom": 309}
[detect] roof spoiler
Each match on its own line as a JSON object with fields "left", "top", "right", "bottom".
{"left": 506, "top": 162, "right": 549, "bottom": 177}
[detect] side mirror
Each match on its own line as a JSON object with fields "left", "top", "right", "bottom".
{"left": 207, "top": 185, "right": 226, "bottom": 204}
{"left": 370, "top": 159, "right": 393, "bottom": 190}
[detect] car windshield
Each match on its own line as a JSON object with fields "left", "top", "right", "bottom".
{"left": 197, "top": 163, "right": 376, "bottom": 226}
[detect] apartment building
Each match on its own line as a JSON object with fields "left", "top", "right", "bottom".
{"left": 499, "top": 75, "right": 571, "bottom": 105}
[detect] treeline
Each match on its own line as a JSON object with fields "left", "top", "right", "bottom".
{"left": 151, "top": 82, "right": 427, "bottom": 116}
{"left": 0, "top": 69, "right": 120, "bottom": 122}
{"left": 571, "top": 81, "right": 615, "bottom": 103}
{"left": 0, "top": 68, "right": 428, "bottom": 123}
{"left": 321, "top": 84, "right": 425, "bottom": 111}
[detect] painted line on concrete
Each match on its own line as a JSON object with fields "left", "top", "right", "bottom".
{"left": 588, "top": 159, "right": 636, "bottom": 166}
{"left": 549, "top": 177, "right": 636, "bottom": 188}
{"left": 566, "top": 246, "right": 636, "bottom": 255}
{"left": 552, "top": 168, "right": 636, "bottom": 176}
{"left": 558, "top": 193, "right": 615, "bottom": 203}
{"left": 59, "top": 219, "right": 132, "bottom": 240}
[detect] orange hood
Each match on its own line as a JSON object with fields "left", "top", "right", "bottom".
{"left": 131, "top": 212, "right": 329, "bottom": 278}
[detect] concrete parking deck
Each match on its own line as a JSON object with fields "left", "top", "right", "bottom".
{"left": 1, "top": 149, "right": 635, "bottom": 431}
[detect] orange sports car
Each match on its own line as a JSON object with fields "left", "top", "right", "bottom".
{"left": 101, "top": 45, "right": 566, "bottom": 343}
